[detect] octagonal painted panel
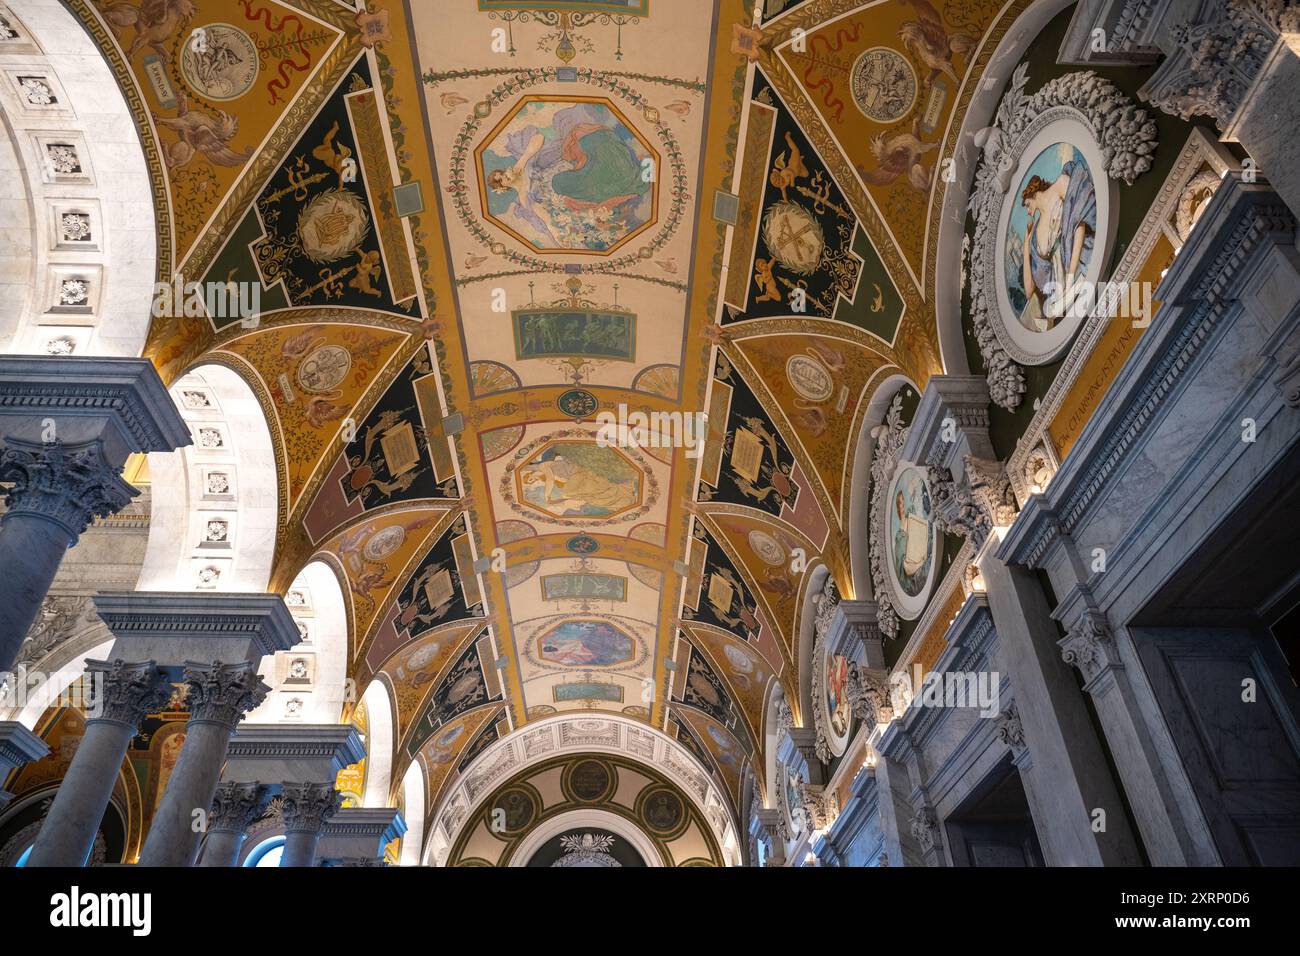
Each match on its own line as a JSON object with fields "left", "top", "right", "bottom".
{"left": 476, "top": 95, "right": 659, "bottom": 255}
{"left": 514, "top": 440, "right": 643, "bottom": 519}
{"left": 538, "top": 619, "right": 636, "bottom": 667}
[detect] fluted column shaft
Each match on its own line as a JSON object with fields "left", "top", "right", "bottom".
{"left": 26, "top": 660, "right": 170, "bottom": 867}
{"left": 0, "top": 439, "right": 135, "bottom": 672}
{"left": 139, "top": 662, "right": 268, "bottom": 867}
{"left": 199, "top": 782, "right": 271, "bottom": 867}
{"left": 280, "top": 782, "right": 343, "bottom": 867}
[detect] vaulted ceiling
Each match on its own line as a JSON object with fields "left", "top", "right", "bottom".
{"left": 77, "top": 0, "right": 1025, "bottom": 838}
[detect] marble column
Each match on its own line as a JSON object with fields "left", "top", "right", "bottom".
{"left": 0, "top": 440, "right": 134, "bottom": 672}
{"left": 26, "top": 659, "right": 170, "bottom": 867}
{"left": 280, "top": 782, "right": 343, "bottom": 868}
{"left": 0, "top": 720, "right": 51, "bottom": 808}
{"left": 199, "top": 782, "right": 272, "bottom": 867}
{"left": 138, "top": 661, "right": 269, "bottom": 867}
{"left": 0, "top": 357, "right": 190, "bottom": 673}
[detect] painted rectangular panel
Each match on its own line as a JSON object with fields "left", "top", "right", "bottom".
{"left": 540, "top": 573, "right": 628, "bottom": 601}
{"left": 553, "top": 682, "right": 624, "bottom": 702}
{"left": 479, "top": 1, "right": 649, "bottom": 13}
{"left": 512, "top": 308, "right": 636, "bottom": 361}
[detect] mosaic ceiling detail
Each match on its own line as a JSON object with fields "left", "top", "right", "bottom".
{"left": 80, "top": 0, "right": 1028, "bottom": 838}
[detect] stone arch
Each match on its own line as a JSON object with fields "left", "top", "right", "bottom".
{"left": 426, "top": 714, "right": 740, "bottom": 866}
{"left": 359, "top": 677, "right": 396, "bottom": 808}
{"left": 245, "top": 560, "right": 349, "bottom": 724}
{"left": 137, "top": 363, "right": 277, "bottom": 594}
{"left": 795, "top": 562, "right": 830, "bottom": 728}
{"left": 507, "top": 809, "right": 665, "bottom": 867}
{"left": 399, "top": 760, "right": 425, "bottom": 867}
{"left": 0, "top": 0, "right": 157, "bottom": 358}
{"left": 762, "top": 680, "right": 786, "bottom": 813}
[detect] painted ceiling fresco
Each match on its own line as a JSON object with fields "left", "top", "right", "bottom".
{"left": 80, "top": 0, "right": 1040, "bottom": 838}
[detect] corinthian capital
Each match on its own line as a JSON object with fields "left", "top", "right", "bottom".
{"left": 0, "top": 438, "right": 136, "bottom": 543}
{"left": 209, "top": 782, "right": 272, "bottom": 834}
{"left": 84, "top": 658, "right": 171, "bottom": 726}
{"left": 182, "top": 660, "right": 269, "bottom": 729}
{"left": 1058, "top": 610, "right": 1121, "bottom": 685}
{"left": 280, "top": 782, "right": 343, "bottom": 834}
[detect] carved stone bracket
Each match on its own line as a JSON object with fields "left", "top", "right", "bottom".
{"left": 910, "top": 804, "right": 943, "bottom": 857}
{"left": 847, "top": 662, "right": 894, "bottom": 728}
{"left": 994, "top": 700, "right": 1028, "bottom": 759}
{"left": 797, "top": 782, "right": 837, "bottom": 833}
{"left": 1058, "top": 610, "right": 1122, "bottom": 685}
{"left": 1140, "top": 0, "right": 1287, "bottom": 127}
{"left": 928, "top": 456, "right": 1018, "bottom": 549}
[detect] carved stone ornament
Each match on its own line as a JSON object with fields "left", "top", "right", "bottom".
{"left": 809, "top": 576, "right": 844, "bottom": 762}
{"left": 209, "top": 782, "right": 271, "bottom": 833}
{"left": 775, "top": 696, "right": 796, "bottom": 737}
{"left": 910, "top": 804, "right": 942, "bottom": 855}
{"left": 181, "top": 660, "right": 270, "bottom": 729}
{"left": 85, "top": 658, "right": 171, "bottom": 726}
{"left": 280, "top": 782, "right": 343, "bottom": 834}
{"left": 14, "top": 595, "right": 92, "bottom": 670}
{"left": 796, "top": 781, "right": 837, "bottom": 833}
{"left": 0, "top": 438, "right": 136, "bottom": 542}
{"left": 846, "top": 661, "right": 894, "bottom": 727}
{"left": 994, "top": 701, "right": 1027, "bottom": 756}
{"left": 866, "top": 394, "right": 908, "bottom": 639}
{"left": 1058, "top": 609, "right": 1119, "bottom": 684}
{"left": 927, "top": 455, "right": 1017, "bottom": 549}
{"left": 967, "top": 64, "right": 1158, "bottom": 408}
{"left": 774, "top": 761, "right": 802, "bottom": 839}
{"left": 1141, "top": 1, "right": 1289, "bottom": 128}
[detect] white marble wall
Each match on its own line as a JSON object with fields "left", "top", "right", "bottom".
{"left": 0, "top": 0, "right": 156, "bottom": 359}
